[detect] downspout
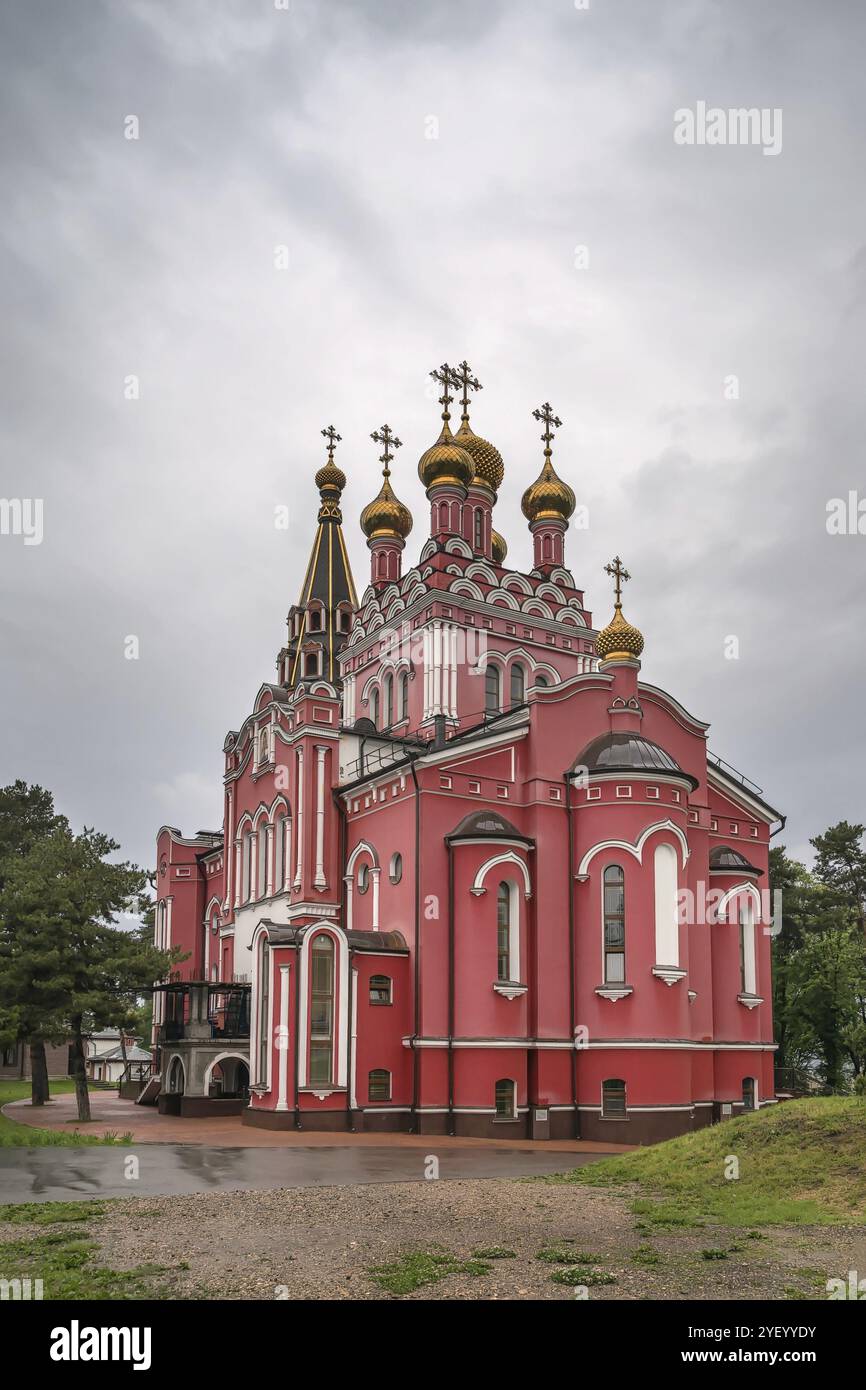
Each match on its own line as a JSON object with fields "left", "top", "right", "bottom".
{"left": 293, "top": 933, "right": 302, "bottom": 1130}
{"left": 409, "top": 756, "right": 422, "bottom": 1133}
{"left": 447, "top": 839, "right": 455, "bottom": 1136}
{"left": 335, "top": 786, "right": 353, "bottom": 1133}
{"left": 770, "top": 815, "right": 787, "bottom": 839}
{"left": 564, "top": 771, "right": 578, "bottom": 1139}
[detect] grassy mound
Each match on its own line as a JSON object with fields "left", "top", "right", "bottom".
{"left": 554, "top": 1097, "right": 866, "bottom": 1227}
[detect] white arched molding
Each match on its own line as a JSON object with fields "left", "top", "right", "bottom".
{"left": 297, "top": 924, "right": 349, "bottom": 1089}
{"left": 470, "top": 851, "right": 532, "bottom": 899}
{"left": 344, "top": 840, "right": 380, "bottom": 932}
{"left": 715, "top": 882, "right": 763, "bottom": 1006}
{"left": 652, "top": 843, "right": 686, "bottom": 985}
{"left": 577, "top": 819, "right": 690, "bottom": 878}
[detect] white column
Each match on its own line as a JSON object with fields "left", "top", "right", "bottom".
{"left": 165, "top": 896, "right": 173, "bottom": 949}
{"left": 344, "top": 876, "right": 354, "bottom": 932}
{"left": 277, "top": 964, "right": 290, "bottom": 1111}
{"left": 233, "top": 839, "right": 242, "bottom": 909}
{"left": 449, "top": 624, "right": 458, "bottom": 718}
{"left": 283, "top": 819, "right": 292, "bottom": 889}
{"left": 294, "top": 746, "right": 304, "bottom": 888}
{"left": 314, "top": 745, "right": 327, "bottom": 889}
{"left": 423, "top": 628, "right": 432, "bottom": 720}
{"left": 265, "top": 823, "right": 275, "bottom": 898}
{"left": 250, "top": 833, "right": 258, "bottom": 903}
{"left": 371, "top": 867, "right": 381, "bottom": 931}
{"left": 224, "top": 788, "right": 234, "bottom": 910}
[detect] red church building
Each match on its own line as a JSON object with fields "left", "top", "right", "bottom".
{"left": 153, "top": 362, "right": 782, "bottom": 1144}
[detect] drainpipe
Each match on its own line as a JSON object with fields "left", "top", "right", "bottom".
{"left": 447, "top": 839, "right": 455, "bottom": 1136}
{"left": 770, "top": 815, "right": 787, "bottom": 839}
{"left": 335, "top": 787, "right": 354, "bottom": 1133}
{"left": 293, "top": 933, "right": 302, "bottom": 1131}
{"left": 409, "top": 756, "right": 422, "bottom": 1133}
{"left": 564, "top": 771, "right": 579, "bottom": 1139}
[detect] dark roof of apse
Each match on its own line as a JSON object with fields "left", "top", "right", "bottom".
{"left": 574, "top": 732, "right": 699, "bottom": 790}
{"left": 709, "top": 845, "right": 763, "bottom": 875}
{"left": 446, "top": 809, "right": 534, "bottom": 845}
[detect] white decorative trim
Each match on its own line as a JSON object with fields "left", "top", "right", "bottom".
{"left": 737, "top": 993, "right": 764, "bottom": 1010}
{"left": 297, "top": 924, "right": 349, "bottom": 1089}
{"left": 577, "top": 819, "right": 690, "bottom": 876}
{"left": 652, "top": 966, "right": 687, "bottom": 986}
{"left": 493, "top": 982, "right": 528, "bottom": 1000}
{"left": 471, "top": 850, "right": 532, "bottom": 897}
{"left": 594, "top": 986, "right": 634, "bottom": 1002}
{"left": 276, "top": 965, "right": 290, "bottom": 1110}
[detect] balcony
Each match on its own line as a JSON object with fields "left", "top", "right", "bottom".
{"left": 153, "top": 980, "right": 251, "bottom": 1044}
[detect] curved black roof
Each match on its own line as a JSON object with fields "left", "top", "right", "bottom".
{"left": 446, "top": 809, "right": 533, "bottom": 845}
{"left": 709, "top": 845, "right": 762, "bottom": 875}
{"left": 574, "top": 732, "right": 699, "bottom": 790}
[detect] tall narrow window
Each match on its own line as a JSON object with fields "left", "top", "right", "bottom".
{"left": 399, "top": 672, "right": 410, "bottom": 721}
{"left": 497, "top": 881, "right": 512, "bottom": 981}
{"left": 495, "top": 1078, "right": 516, "bottom": 1118}
{"left": 510, "top": 663, "right": 525, "bottom": 706}
{"left": 603, "top": 864, "right": 625, "bottom": 983}
{"left": 243, "top": 829, "right": 254, "bottom": 903}
{"left": 474, "top": 508, "right": 483, "bottom": 552}
{"left": 738, "top": 899, "right": 757, "bottom": 994}
{"left": 305, "top": 652, "right": 318, "bottom": 677}
{"left": 370, "top": 688, "right": 380, "bottom": 728}
{"left": 602, "top": 1078, "right": 626, "bottom": 1118}
{"left": 739, "top": 916, "right": 747, "bottom": 992}
{"left": 274, "top": 815, "right": 287, "bottom": 893}
{"left": 485, "top": 664, "right": 501, "bottom": 716}
{"left": 742, "top": 1077, "right": 756, "bottom": 1111}
{"left": 258, "top": 940, "right": 270, "bottom": 1086}
{"left": 309, "top": 935, "right": 335, "bottom": 1085}
{"left": 384, "top": 674, "right": 394, "bottom": 728}
{"left": 257, "top": 822, "right": 268, "bottom": 899}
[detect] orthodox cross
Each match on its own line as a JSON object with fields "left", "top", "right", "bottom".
{"left": 321, "top": 424, "right": 342, "bottom": 461}
{"left": 430, "top": 363, "right": 458, "bottom": 422}
{"left": 532, "top": 401, "right": 562, "bottom": 458}
{"left": 451, "top": 360, "right": 483, "bottom": 422}
{"left": 604, "top": 555, "right": 631, "bottom": 606}
{"left": 371, "top": 423, "right": 402, "bottom": 479}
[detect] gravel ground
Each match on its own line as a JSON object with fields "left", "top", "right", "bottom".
{"left": 77, "top": 1180, "right": 866, "bottom": 1301}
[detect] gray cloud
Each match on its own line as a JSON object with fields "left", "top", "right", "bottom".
{"left": 1, "top": 0, "right": 864, "bottom": 868}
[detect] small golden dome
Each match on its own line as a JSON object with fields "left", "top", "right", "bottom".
{"left": 361, "top": 475, "right": 413, "bottom": 541}
{"left": 454, "top": 419, "right": 505, "bottom": 493}
{"left": 491, "top": 530, "right": 508, "bottom": 565}
{"left": 596, "top": 604, "right": 645, "bottom": 662}
{"left": 521, "top": 457, "right": 576, "bottom": 523}
{"left": 315, "top": 461, "right": 346, "bottom": 496}
{"left": 418, "top": 420, "right": 474, "bottom": 493}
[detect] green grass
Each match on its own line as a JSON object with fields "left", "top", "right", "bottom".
{"left": 0, "top": 1201, "right": 107, "bottom": 1226}
{"left": 549, "top": 1267, "right": 617, "bottom": 1287}
{"left": 0, "top": 1080, "right": 132, "bottom": 1147}
{"left": 547, "top": 1098, "right": 866, "bottom": 1227}
{"left": 0, "top": 1226, "right": 169, "bottom": 1300}
{"left": 367, "top": 1249, "right": 491, "bottom": 1296}
{"left": 472, "top": 1246, "right": 516, "bottom": 1259}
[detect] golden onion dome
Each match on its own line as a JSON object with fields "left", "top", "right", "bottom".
{"left": 315, "top": 461, "right": 346, "bottom": 497}
{"left": 596, "top": 604, "right": 645, "bottom": 663}
{"left": 521, "top": 457, "right": 576, "bottom": 524}
{"left": 360, "top": 475, "right": 413, "bottom": 541}
{"left": 418, "top": 420, "right": 474, "bottom": 493}
{"left": 491, "top": 530, "right": 508, "bottom": 565}
{"left": 454, "top": 418, "right": 505, "bottom": 493}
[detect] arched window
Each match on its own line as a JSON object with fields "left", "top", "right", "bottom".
{"left": 257, "top": 821, "right": 268, "bottom": 899}
{"left": 305, "top": 652, "right": 318, "bottom": 677}
{"left": 742, "top": 1077, "right": 756, "bottom": 1111}
{"left": 258, "top": 938, "right": 270, "bottom": 1086}
{"left": 259, "top": 729, "right": 270, "bottom": 766}
{"left": 309, "top": 935, "right": 335, "bottom": 1085}
{"left": 485, "top": 664, "right": 501, "bottom": 716}
{"left": 358, "top": 862, "right": 370, "bottom": 895}
{"left": 495, "top": 1078, "right": 516, "bottom": 1119}
{"left": 389, "top": 852, "right": 403, "bottom": 884}
{"left": 369, "top": 1068, "right": 391, "bottom": 1101}
{"left": 384, "top": 674, "right": 394, "bottom": 728}
{"left": 274, "top": 814, "right": 288, "bottom": 893}
{"left": 309, "top": 608, "right": 322, "bottom": 631}
{"left": 474, "top": 508, "right": 483, "bottom": 552}
{"left": 535, "top": 674, "right": 549, "bottom": 688}
{"left": 399, "top": 671, "right": 410, "bottom": 721}
{"left": 370, "top": 688, "right": 380, "bottom": 728}
{"left": 497, "top": 881, "right": 512, "bottom": 981}
{"left": 738, "top": 899, "right": 757, "bottom": 995}
{"left": 602, "top": 1078, "right": 626, "bottom": 1118}
{"left": 370, "top": 975, "right": 392, "bottom": 1005}
{"left": 510, "top": 663, "right": 525, "bottom": 706}
{"left": 242, "top": 829, "right": 254, "bottom": 903}
{"left": 603, "top": 864, "right": 625, "bottom": 983}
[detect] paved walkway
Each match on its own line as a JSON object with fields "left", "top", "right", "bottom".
{"left": 0, "top": 1142, "right": 616, "bottom": 1203}
{"left": 2, "top": 1095, "right": 631, "bottom": 1153}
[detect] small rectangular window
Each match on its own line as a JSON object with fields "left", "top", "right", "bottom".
{"left": 368, "top": 1069, "right": 391, "bottom": 1102}
{"left": 495, "top": 1078, "right": 516, "bottom": 1118}
{"left": 369, "top": 975, "right": 392, "bottom": 1006}
{"left": 602, "top": 1079, "right": 626, "bottom": 1118}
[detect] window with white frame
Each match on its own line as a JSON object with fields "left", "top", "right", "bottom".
{"left": 495, "top": 1078, "right": 516, "bottom": 1118}
{"left": 603, "top": 865, "right": 625, "bottom": 983}
{"left": 309, "top": 935, "right": 335, "bottom": 1086}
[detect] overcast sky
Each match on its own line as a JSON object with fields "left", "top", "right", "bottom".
{"left": 1, "top": 0, "right": 863, "bottom": 869}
